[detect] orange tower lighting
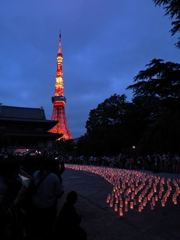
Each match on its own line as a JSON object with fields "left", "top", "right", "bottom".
{"left": 49, "top": 32, "right": 73, "bottom": 140}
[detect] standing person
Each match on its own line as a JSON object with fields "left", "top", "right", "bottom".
{"left": 0, "top": 156, "right": 22, "bottom": 240}
{"left": 0, "top": 156, "right": 13, "bottom": 240}
{"left": 25, "top": 156, "right": 64, "bottom": 240}
{"left": 54, "top": 191, "right": 87, "bottom": 240}
{"left": 55, "top": 155, "right": 65, "bottom": 186}
{"left": 51, "top": 152, "right": 65, "bottom": 186}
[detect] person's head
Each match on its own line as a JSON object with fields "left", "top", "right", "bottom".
{"left": 66, "top": 191, "right": 78, "bottom": 205}
{"left": 0, "top": 156, "right": 20, "bottom": 179}
{"left": 36, "top": 155, "right": 53, "bottom": 171}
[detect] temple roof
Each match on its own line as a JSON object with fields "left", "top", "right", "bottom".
{"left": 0, "top": 105, "right": 46, "bottom": 120}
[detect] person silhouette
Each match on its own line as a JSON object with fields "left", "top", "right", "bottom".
{"left": 24, "top": 156, "right": 64, "bottom": 240}
{"left": 54, "top": 191, "right": 87, "bottom": 240}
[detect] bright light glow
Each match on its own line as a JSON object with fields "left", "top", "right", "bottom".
{"left": 65, "top": 164, "right": 180, "bottom": 216}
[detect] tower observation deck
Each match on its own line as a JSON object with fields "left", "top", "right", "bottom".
{"left": 49, "top": 33, "right": 73, "bottom": 140}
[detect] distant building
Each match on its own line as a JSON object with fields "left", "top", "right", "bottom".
{"left": 0, "top": 104, "right": 62, "bottom": 149}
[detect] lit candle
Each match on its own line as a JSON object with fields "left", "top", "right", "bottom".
{"left": 119, "top": 207, "right": 123, "bottom": 216}
{"left": 150, "top": 202, "right": 154, "bottom": 210}
{"left": 130, "top": 201, "right": 134, "bottom": 209}
{"left": 155, "top": 195, "right": 158, "bottom": 201}
{"left": 110, "top": 200, "right": 113, "bottom": 207}
{"left": 114, "top": 203, "right": 118, "bottom": 211}
{"left": 106, "top": 194, "right": 111, "bottom": 203}
{"left": 161, "top": 200, "right": 165, "bottom": 207}
{"left": 138, "top": 195, "right": 142, "bottom": 203}
{"left": 131, "top": 192, "right": 135, "bottom": 200}
{"left": 125, "top": 204, "right": 128, "bottom": 212}
{"left": 173, "top": 198, "right": 177, "bottom": 204}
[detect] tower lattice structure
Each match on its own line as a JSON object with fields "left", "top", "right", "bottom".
{"left": 49, "top": 33, "right": 73, "bottom": 140}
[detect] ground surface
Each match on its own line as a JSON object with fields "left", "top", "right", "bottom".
{"left": 57, "top": 166, "right": 180, "bottom": 240}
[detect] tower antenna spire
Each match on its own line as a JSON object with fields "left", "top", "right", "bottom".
{"left": 49, "top": 32, "right": 73, "bottom": 140}
{"left": 58, "top": 29, "right": 62, "bottom": 54}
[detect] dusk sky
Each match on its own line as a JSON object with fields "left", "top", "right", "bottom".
{"left": 0, "top": 0, "right": 179, "bottom": 139}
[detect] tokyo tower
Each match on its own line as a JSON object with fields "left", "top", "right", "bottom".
{"left": 49, "top": 32, "right": 73, "bottom": 140}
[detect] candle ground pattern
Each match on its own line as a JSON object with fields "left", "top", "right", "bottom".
{"left": 65, "top": 164, "right": 180, "bottom": 216}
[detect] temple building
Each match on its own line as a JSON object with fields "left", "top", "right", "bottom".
{"left": 0, "top": 104, "right": 62, "bottom": 150}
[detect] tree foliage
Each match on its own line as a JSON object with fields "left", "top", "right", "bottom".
{"left": 153, "top": 0, "right": 180, "bottom": 48}
{"left": 126, "top": 58, "right": 180, "bottom": 154}
{"left": 83, "top": 94, "right": 134, "bottom": 156}
{"left": 86, "top": 94, "right": 127, "bottom": 134}
{"left": 79, "top": 93, "right": 163, "bottom": 156}
{"left": 126, "top": 58, "right": 180, "bottom": 100}
{"left": 76, "top": 58, "right": 180, "bottom": 156}
{"left": 137, "top": 109, "right": 180, "bottom": 154}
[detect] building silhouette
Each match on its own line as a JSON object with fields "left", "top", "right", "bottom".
{"left": 0, "top": 104, "right": 61, "bottom": 149}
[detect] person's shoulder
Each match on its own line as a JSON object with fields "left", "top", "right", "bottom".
{"left": 48, "top": 172, "right": 60, "bottom": 181}
{"left": 33, "top": 170, "right": 40, "bottom": 177}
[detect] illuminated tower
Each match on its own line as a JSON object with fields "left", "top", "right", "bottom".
{"left": 49, "top": 33, "right": 73, "bottom": 140}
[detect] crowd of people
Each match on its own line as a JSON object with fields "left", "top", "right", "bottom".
{"left": 0, "top": 150, "right": 87, "bottom": 240}
{"left": 66, "top": 153, "right": 180, "bottom": 174}
{"left": 0, "top": 147, "right": 180, "bottom": 239}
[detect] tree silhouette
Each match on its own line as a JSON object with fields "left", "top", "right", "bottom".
{"left": 153, "top": 0, "right": 180, "bottom": 48}
{"left": 126, "top": 58, "right": 180, "bottom": 100}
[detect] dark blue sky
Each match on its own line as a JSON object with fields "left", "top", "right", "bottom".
{"left": 0, "top": 0, "right": 179, "bottom": 138}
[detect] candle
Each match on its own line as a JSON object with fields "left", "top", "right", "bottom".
{"left": 119, "top": 207, "right": 123, "bottom": 216}
{"left": 130, "top": 201, "right": 134, "bottom": 209}
{"left": 161, "top": 200, "right": 165, "bottom": 207}
{"left": 110, "top": 200, "right": 113, "bottom": 207}
{"left": 114, "top": 203, "right": 118, "bottom": 211}
{"left": 150, "top": 202, "right": 154, "bottom": 210}
{"left": 155, "top": 195, "right": 158, "bottom": 201}
{"left": 131, "top": 192, "right": 135, "bottom": 200}
{"left": 125, "top": 204, "right": 128, "bottom": 212}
